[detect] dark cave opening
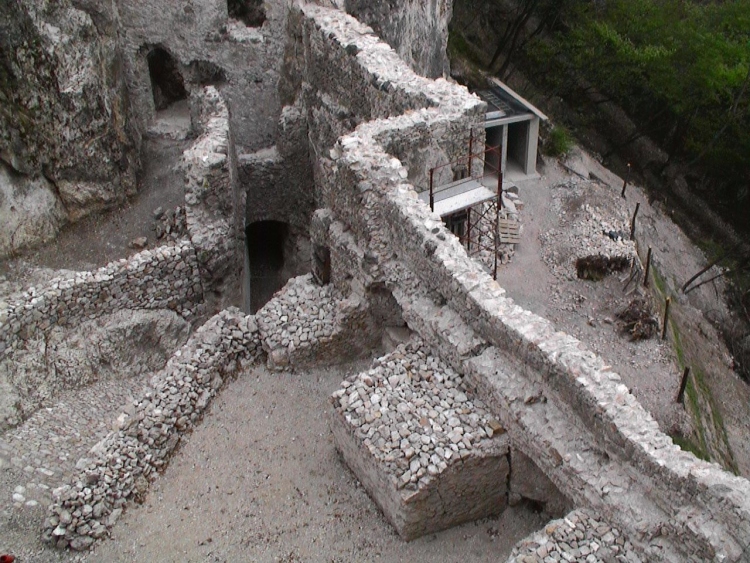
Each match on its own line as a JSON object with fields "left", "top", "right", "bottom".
{"left": 246, "top": 220, "right": 290, "bottom": 313}
{"left": 147, "top": 47, "right": 188, "bottom": 111}
{"left": 227, "top": 0, "right": 267, "bottom": 27}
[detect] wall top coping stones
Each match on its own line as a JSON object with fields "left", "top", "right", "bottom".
{"left": 300, "top": 5, "right": 485, "bottom": 117}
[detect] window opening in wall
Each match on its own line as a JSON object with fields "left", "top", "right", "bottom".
{"left": 147, "top": 47, "right": 187, "bottom": 111}
{"left": 227, "top": 0, "right": 266, "bottom": 27}
{"left": 246, "top": 220, "right": 289, "bottom": 313}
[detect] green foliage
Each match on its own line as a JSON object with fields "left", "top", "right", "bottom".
{"left": 546, "top": 126, "right": 573, "bottom": 157}
{"left": 525, "top": 0, "right": 750, "bottom": 226}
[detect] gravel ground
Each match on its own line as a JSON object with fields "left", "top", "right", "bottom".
{"left": 82, "top": 362, "right": 547, "bottom": 563}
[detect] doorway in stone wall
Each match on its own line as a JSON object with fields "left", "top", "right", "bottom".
{"left": 147, "top": 47, "right": 187, "bottom": 111}
{"left": 146, "top": 46, "right": 190, "bottom": 138}
{"left": 246, "top": 220, "right": 290, "bottom": 313}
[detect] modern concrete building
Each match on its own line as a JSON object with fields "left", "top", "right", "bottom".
{"left": 478, "top": 78, "right": 547, "bottom": 180}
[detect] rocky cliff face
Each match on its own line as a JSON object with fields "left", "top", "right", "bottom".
{"left": 344, "top": 0, "right": 453, "bottom": 78}
{"left": 0, "top": 0, "right": 139, "bottom": 257}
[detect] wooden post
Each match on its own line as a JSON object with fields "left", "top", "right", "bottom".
{"left": 644, "top": 247, "right": 652, "bottom": 288}
{"left": 429, "top": 168, "right": 435, "bottom": 212}
{"left": 630, "top": 203, "right": 640, "bottom": 241}
{"left": 621, "top": 163, "right": 631, "bottom": 198}
{"left": 662, "top": 297, "right": 671, "bottom": 340}
{"left": 677, "top": 367, "right": 690, "bottom": 404}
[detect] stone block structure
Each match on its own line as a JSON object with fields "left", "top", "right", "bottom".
{"left": 331, "top": 338, "right": 510, "bottom": 539}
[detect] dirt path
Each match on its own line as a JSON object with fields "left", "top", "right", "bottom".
{"left": 83, "top": 363, "right": 546, "bottom": 563}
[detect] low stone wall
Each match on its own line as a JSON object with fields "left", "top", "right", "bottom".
{"left": 42, "top": 308, "right": 262, "bottom": 551}
{"left": 0, "top": 240, "right": 203, "bottom": 360}
{"left": 331, "top": 338, "right": 509, "bottom": 540}
{"left": 257, "top": 274, "right": 378, "bottom": 370}
{"left": 507, "top": 509, "right": 640, "bottom": 563}
{"left": 291, "top": 6, "right": 750, "bottom": 560}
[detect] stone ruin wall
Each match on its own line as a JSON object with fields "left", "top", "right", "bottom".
{"left": 287, "top": 5, "right": 750, "bottom": 560}
{"left": 0, "top": 85, "right": 237, "bottom": 430}
{"left": 117, "top": 0, "right": 286, "bottom": 151}
{"left": 4, "top": 0, "right": 750, "bottom": 559}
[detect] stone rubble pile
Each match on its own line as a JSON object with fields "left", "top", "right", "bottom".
{"left": 507, "top": 509, "right": 641, "bottom": 563}
{"left": 257, "top": 274, "right": 377, "bottom": 370}
{"left": 330, "top": 336, "right": 509, "bottom": 540}
{"left": 153, "top": 206, "right": 187, "bottom": 242}
{"left": 42, "top": 308, "right": 261, "bottom": 551}
{"left": 332, "top": 337, "right": 504, "bottom": 491}
{"left": 540, "top": 180, "right": 636, "bottom": 282}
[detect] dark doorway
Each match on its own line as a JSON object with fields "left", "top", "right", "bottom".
{"left": 444, "top": 210, "right": 468, "bottom": 241}
{"left": 246, "top": 221, "right": 289, "bottom": 313}
{"left": 227, "top": 0, "right": 266, "bottom": 27}
{"left": 147, "top": 47, "right": 187, "bottom": 111}
{"left": 484, "top": 125, "right": 504, "bottom": 176}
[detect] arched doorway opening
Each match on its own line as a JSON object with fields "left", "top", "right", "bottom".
{"left": 245, "top": 221, "right": 290, "bottom": 313}
{"left": 147, "top": 47, "right": 187, "bottom": 111}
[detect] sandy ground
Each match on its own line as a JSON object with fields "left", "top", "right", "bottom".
{"left": 82, "top": 362, "right": 547, "bottom": 563}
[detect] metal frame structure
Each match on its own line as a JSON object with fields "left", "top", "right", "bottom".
{"left": 424, "top": 130, "right": 509, "bottom": 279}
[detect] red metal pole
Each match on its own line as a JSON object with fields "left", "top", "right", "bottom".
{"left": 468, "top": 130, "right": 474, "bottom": 178}
{"left": 467, "top": 208, "right": 472, "bottom": 253}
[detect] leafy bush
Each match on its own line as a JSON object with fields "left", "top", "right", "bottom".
{"left": 546, "top": 125, "right": 573, "bottom": 157}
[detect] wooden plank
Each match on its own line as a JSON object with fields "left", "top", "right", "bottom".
{"left": 498, "top": 219, "right": 520, "bottom": 244}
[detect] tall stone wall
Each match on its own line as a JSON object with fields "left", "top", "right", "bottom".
{"left": 0, "top": 0, "right": 140, "bottom": 257}
{"left": 286, "top": 5, "right": 750, "bottom": 560}
{"left": 344, "top": 0, "right": 453, "bottom": 79}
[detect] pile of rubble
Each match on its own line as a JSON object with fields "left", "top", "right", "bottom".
{"left": 541, "top": 180, "right": 636, "bottom": 282}
{"left": 257, "top": 275, "right": 338, "bottom": 366}
{"left": 153, "top": 206, "right": 187, "bottom": 242}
